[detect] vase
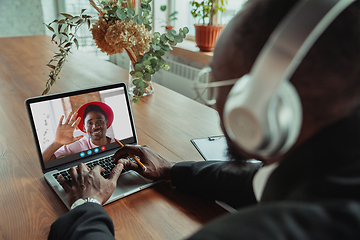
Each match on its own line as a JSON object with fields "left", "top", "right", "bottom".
{"left": 128, "top": 62, "right": 154, "bottom": 101}
{"left": 194, "top": 24, "right": 224, "bottom": 52}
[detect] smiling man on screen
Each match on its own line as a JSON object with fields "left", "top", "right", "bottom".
{"left": 42, "top": 102, "right": 115, "bottom": 162}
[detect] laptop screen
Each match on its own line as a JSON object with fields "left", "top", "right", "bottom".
{"left": 26, "top": 83, "right": 137, "bottom": 171}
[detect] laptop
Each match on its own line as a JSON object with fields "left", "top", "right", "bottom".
{"left": 26, "top": 82, "right": 159, "bottom": 209}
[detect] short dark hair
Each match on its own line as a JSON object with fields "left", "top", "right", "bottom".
{"left": 83, "top": 104, "right": 107, "bottom": 124}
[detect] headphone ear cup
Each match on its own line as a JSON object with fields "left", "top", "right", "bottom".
{"left": 272, "top": 80, "right": 302, "bottom": 155}
{"left": 223, "top": 75, "right": 266, "bottom": 154}
{"left": 223, "top": 78, "right": 302, "bottom": 157}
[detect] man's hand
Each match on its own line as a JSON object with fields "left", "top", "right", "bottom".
{"left": 55, "top": 112, "right": 83, "bottom": 145}
{"left": 57, "top": 162, "right": 124, "bottom": 206}
{"left": 113, "top": 145, "right": 175, "bottom": 180}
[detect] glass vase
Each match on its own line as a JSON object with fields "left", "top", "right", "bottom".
{"left": 128, "top": 62, "right": 154, "bottom": 101}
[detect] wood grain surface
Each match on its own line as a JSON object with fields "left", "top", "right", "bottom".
{"left": 0, "top": 35, "right": 226, "bottom": 240}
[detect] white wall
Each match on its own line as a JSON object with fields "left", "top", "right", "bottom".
{"left": 0, "top": 0, "right": 47, "bottom": 38}
{"left": 41, "top": 0, "right": 59, "bottom": 34}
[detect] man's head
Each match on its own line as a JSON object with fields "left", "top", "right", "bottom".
{"left": 211, "top": 0, "right": 360, "bottom": 164}
{"left": 76, "top": 102, "right": 114, "bottom": 142}
{"left": 83, "top": 105, "right": 109, "bottom": 141}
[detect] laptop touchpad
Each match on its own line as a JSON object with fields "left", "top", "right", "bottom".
{"left": 114, "top": 171, "right": 150, "bottom": 194}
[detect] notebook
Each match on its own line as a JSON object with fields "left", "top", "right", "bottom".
{"left": 25, "top": 82, "right": 159, "bottom": 209}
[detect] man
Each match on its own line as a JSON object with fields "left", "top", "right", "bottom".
{"left": 42, "top": 102, "right": 115, "bottom": 162}
{"left": 48, "top": 0, "right": 360, "bottom": 239}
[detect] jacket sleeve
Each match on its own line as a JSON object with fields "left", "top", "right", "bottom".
{"left": 187, "top": 201, "right": 360, "bottom": 240}
{"left": 48, "top": 203, "right": 115, "bottom": 240}
{"left": 170, "top": 160, "right": 263, "bottom": 208}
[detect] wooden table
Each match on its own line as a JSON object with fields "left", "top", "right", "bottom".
{"left": 0, "top": 36, "right": 226, "bottom": 240}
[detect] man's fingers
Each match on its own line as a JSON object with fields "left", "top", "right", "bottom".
{"left": 68, "top": 112, "right": 78, "bottom": 126}
{"left": 58, "top": 115, "right": 64, "bottom": 126}
{"left": 117, "top": 158, "right": 139, "bottom": 171}
{"left": 92, "top": 165, "right": 105, "bottom": 175}
{"left": 78, "top": 163, "right": 89, "bottom": 174}
{"left": 69, "top": 166, "right": 78, "bottom": 180}
{"left": 113, "top": 145, "right": 142, "bottom": 160}
{"left": 57, "top": 174, "right": 72, "bottom": 192}
{"left": 64, "top": 112, "right": 73, "bottom": 124}
{"left": 108, "top": 163, "right": 124, "bottom": 183}
{"left": 76, "top": 163, "right": 89, "bottom": 189}
{"left": 73, "top": 116, "right": 82, "bottom": 128}
{"left": 112, "top": 148, "right": 128, "bottom": 160}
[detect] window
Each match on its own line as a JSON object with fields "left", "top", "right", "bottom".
{"left": 220, "top": 0, "right": 247, "bottom": 25}
{"left": 152, "top": 0, "right": 247, "bottom": 36}
{"left": 62, "top": 0, "right": 109, "bottom": 60}
{"left": 52, "top": 0, "right": 247, "bottom": 60}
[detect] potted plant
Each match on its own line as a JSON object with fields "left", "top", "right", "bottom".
{"left": 190, "top": 0, "right": 227, "bottom": 52}
{"left": 160, "top": 5, "right": 178, "bottom": 30}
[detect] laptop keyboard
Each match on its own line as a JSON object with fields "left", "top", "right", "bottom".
{"left": 53, "top": 155, "right": 131, "bottom": 186}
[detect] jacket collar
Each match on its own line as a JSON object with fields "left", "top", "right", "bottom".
{"left": 261, "top": 108, "right": 360, "bottom": 202}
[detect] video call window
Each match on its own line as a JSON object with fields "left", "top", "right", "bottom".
{"left": 29, "top": 87, "right": 134, "bottom": 168}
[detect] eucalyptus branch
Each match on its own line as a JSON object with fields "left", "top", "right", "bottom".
{"left": 129, "top": 27, "right": 189, "bottom": 103}
{"left": 42, "top": 10, "right": 92, "bottom": 95}
{"left": 99, "top": 0, "right": 189, "bottom": 103}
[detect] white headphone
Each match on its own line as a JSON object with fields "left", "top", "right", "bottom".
{"left": 223, "top": 0, "right": 354, "bottom": 157}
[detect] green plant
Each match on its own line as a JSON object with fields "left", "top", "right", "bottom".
{"left": 43, "top": 0, "right": 189, "bottom": 104}
{"left": 160, "top": 5, "right": 178, "bottom": 27}
{"left": 43, "top": 10, "right": 92, "bottom": 95}
{"left": 190, "top": 0, "right": 227, "bottom": 25}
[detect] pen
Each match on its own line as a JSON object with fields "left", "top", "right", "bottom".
{"left": 115, "top": 139, "right": 147, "bottom": 171}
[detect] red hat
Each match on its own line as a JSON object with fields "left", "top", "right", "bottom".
{"left": 76, "top": 101, "right": 114, "bottom": 133}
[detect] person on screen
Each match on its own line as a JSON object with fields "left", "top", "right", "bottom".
{"left": 42, "top": 102, "right": 115, "bottom": 162}
{"left": 48, "top": 1, "right": 360, "bottom": 239}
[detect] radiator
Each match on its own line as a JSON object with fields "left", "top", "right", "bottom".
{"left": 152, "top": 59, "right": 210, "bottom": 104}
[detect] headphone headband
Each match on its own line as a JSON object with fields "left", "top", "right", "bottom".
{"left": 223, "top": 0, "right": 354, "bottom": 157}
{"left": 251, "top": 0, "right": 354, "bottom": 91}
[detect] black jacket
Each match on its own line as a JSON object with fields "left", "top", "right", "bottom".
{"left": 48, "top": 110, "right": 360, "bottom": 239}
